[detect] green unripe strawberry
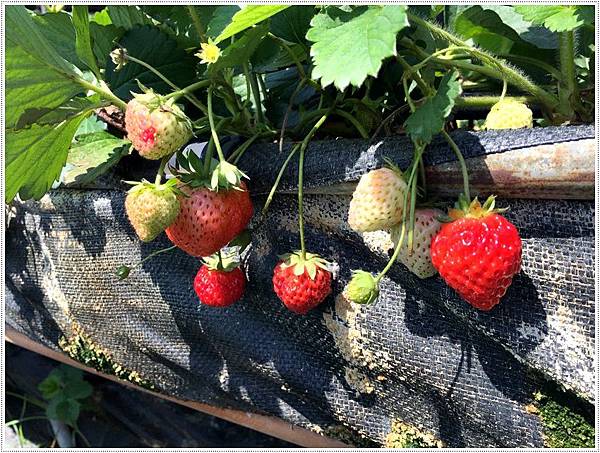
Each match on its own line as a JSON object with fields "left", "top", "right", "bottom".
{"left": 125, "top": 91, "right": 193, "bottom": 160}
{"left": 125, "top": 179, "right": 181, "bottom": 242}
{"left": 344, "top": 270, "right": 379, "bottom": 305}
{"left": 484, "top": 99, "right": 533, "bottom": 130}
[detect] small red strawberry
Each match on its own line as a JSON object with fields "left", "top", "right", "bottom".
{"left": 430, "top": 195, "right": 522, "bottom": 311}
{"left": 125, "top": 91, "right": 192, "bottom": 160}
{"left": 272, "top": 252, "right": 332, "bottom": 315}
{"left": 194, "top": 253, "right": 246, "bottom": 307}
{"left": 390, "top": 208, "right": 444, "bottom": 279}
{"left": 165, "top": 181, "right": 253, "bottom": 257}
{"left": 125, "top": 179, "right": 181, "bottom": 242}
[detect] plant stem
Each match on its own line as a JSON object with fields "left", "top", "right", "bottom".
{"left": 334, "top": 109, "right": 369, "bottom": 139}
{"left": 442, "top": 130, "right": 470, "bottom": 200}
{"left": 136, "top": 245, "right": 177, "bottom": 267}
{"left": 165, "top": 80, "right": 211, "bottom": 100}
{"left": 262, "top": 143, "right": 300, "bottom": 216}
{"left": 280, "top": 79, "right": 307, "bottom": 152}
{"left": 6, "top": 417, "right": 50, "bottom": 427}
{"left": 186, "top": 6, "right": 206, "bottom": 41}
{"left": 400, "top": 30, "right": 559, "bottom": 112}
{"left": 268, "top": 33, "right": 306, "bottom": 79}
{"left": 76, "top": 78, "right": 127, "bottom": 110}
{"left": 455, "top": 95, "right": 534, "bottom": 109}
{"left": 231, "top": 132, "right": 261, "bottom": 164}
{"left": 207, "top": 87, "right": 226, "bottom": 162}
{"left": 298, "top": 114, "right": 329, "bottom": 260}
{"left": 154, "top": 156, "right": 169, "bottom": 185}
{"left": 124, "top": 54, "right": 208, "bottom": 115}
{"left": 244, "top": 63, "right": 265, "bottom": 125}
{"left": 558, "top": 30, "right": 579, "bottom": 118}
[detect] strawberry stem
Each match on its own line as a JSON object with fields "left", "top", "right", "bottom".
{"left": 441, "top": 130, "right": 470, "bottom": 200}
{"left": 155, "top": 156, "right": 169, "bottom": 185}
{"left": 261, "top": 143, "right": 300, "bottom": 217}
{"left": 123, "top": 53, "right": 208, "bottom": 115}
{"left": 298, "top": 114, "right": 329, "bottom": 260}
{"left": 207, "top": 87, "right": 226, "bottom": 163}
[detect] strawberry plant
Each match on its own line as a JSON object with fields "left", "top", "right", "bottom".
{"left": 5, "top": 5, "right": 595, "bottom": 312}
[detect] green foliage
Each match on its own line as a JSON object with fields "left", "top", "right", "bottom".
{"left": 306, "top": 6, "right": 409, "bottom": 89}
{"left": 215, "top": 5, "right": 289, "bottom": 43}
{"left": 72, "top": 5, "right": 101, "bottom": 78}
{"left": 105, "top": 26, "right": 197, "bottom": 99}
{"left": 535, "top": 392, "right": 595, "bottom": 448}
{"left": 38, "top": 365, "right": 93, "bottom": 427}
{"left": 404, "top": 70, "right": 462, "bottom": 144}
{"left": 514, "top": 5, "right": 594, "bottom": 32}
{"left": 4, "top": 4, "right": 595, "bottom": 204}
{"left": 61, "top": 130, "right": 130, "bottom": 186}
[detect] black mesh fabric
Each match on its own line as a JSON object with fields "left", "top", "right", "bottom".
{"left": 5, "top": 126, "right": 595, "bottom": 447}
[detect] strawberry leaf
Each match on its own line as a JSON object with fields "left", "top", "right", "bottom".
{"left": 404, "top": 70, "right": 462, "bottom": 145}
{"left": 72, "top": 5, "right": 101, "bottom": 77}
{"left": 306, "top": 5, "right": 409, "bottom": 90}
{"left": 60, "top": 130, "right": 130, "bottom": 187}
{"left": 214, "top": 5, "right": 289, "bottom": 43}
{"left": 513, "top": 5, "right": 593, "bottom": 32}
{"left": 6, "top": 114, "right": 88, "bottom": 202}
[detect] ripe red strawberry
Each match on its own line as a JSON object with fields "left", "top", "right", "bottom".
{"left": 125, "top": 91, "right": 192, "bottom": 160}
{"left": 430, "top": 196, "right": 522, "bottom": 311}
{"left": 348, "top": 163, "right": 408, "bottom": 232}
{"left": 272, "top": 252, "right": 332, "bottom": 314}
{"left": 125, "top": 179, "right": 181, "bottom": 242}
{"left": 165, "top": 181, "right": 253, "bottom": 257}
{"left": 194, "top": 254, "right": 246, "bottom": 307}
{"left": 390, "top": 208, "right": 443, "bottom": 279}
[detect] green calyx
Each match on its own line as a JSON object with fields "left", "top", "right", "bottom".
{"left": 344, "top": 270, "right": 379, "bottom": 305}
{"left": 210, "top": 160, "right": 249, "bottom": 191}
{"left": 203, "top": 250, "right": 240, "bottom": 272}
{"left": 131, "top": 83, "right": 193, "bottom": 130}
{"left": 279, "top": 251, "right": 329, "bottom": 281}
{"left": 446, "top": 194, "right": 507, "bottom": 221}
{"left": 125, "top": 177, "right": 184, "bottom": 197}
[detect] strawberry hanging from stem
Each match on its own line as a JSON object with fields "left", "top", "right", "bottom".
{"left": 272, "top": 114, "right": 333, "bottom": 315}
{"left": 194, "top": 251, "right": 246, "bottom": 307}
{"left": 431, "top": 195, "right": 522, "bottom": 311}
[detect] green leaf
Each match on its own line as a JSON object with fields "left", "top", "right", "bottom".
{"left": 14, "top": 96, "right": 105, "bottom": 130}
{"left": 89, "top": 22, "right": 122, "bottom": 69}
{"left": 514, "top": 5, "right": 592, "bottom": 32}
{"left": 215, "top": 5, "right": 289, "bottom": 43}
{"left": 90, "top": 8, "right": 113, "bottom": 26}
{"left": 5, "top": 44, "right": 83, "bottom": 129}
{"left": 63, "top": 379, "right": 93, "bottom": 400}
{"left": 206, "top": 6, "right": 241, "bottom": 39}
{"left": 47, "top": 397, "right": 80, "bottom": 426}
{"left": 251, "top": 39, "right": 307, "bottom": 73}
{"left": 306, "top": 6, "right": 409, "bottom": 90}
{"left": 107, "top": 5, "right": 154, "bottom": 29}
{"left": 75, "top": 115, "right": 107, "bottom": 136}
{"left": 6, "top": 113, "right": 88, "bottom": 202}
{"left": 404, "top": 70, "right": 462, "bottom": 144}
{"left": 270, "top": 6, "right": 315, "bottom": 43}
{"left": 32, "top": 12, "right": 81, "bottom": 69}
{"left": 209, "top": 24, "right": 269, "bottom": 73}
{"left": 72, "top": 5, "right": 101, "bottom": 77}
{"left": 38, "top": 374, "right": 62, "bottom": 400}
{"left": 61, "top": 131, "right": 130, "bottom": 186}
{"left": 105, "top": 26, "right": 197, "bottom": 100}
{"left": 5, "top": 6, "right": 79, "bottom": 76}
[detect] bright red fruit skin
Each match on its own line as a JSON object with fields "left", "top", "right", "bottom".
{"left": 430, "top": 213, "right": 522, "bottom": 311}
{"left": 194, "top": 265, "right": 246, "bottom": 307}
{"left": 272, "top": 262, "right": 332, "bottom": 315}
{"left": 166, "top": 182, "right": 253, "bottom": 257}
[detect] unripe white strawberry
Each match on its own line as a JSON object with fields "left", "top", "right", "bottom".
{"left": 484, "top": 99, "right": 533, "bottom": 130}
{"left": 390, "top": 208, "right": 443, "bottom": 279}
{"left": 348, "top": 165, "right": 408, "bottom": 232}
{"left": 125, "top": 91, "right": 192, "bottom": 160}
{"left": 125, "top": 179, "right": 181, "bottom": 242}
